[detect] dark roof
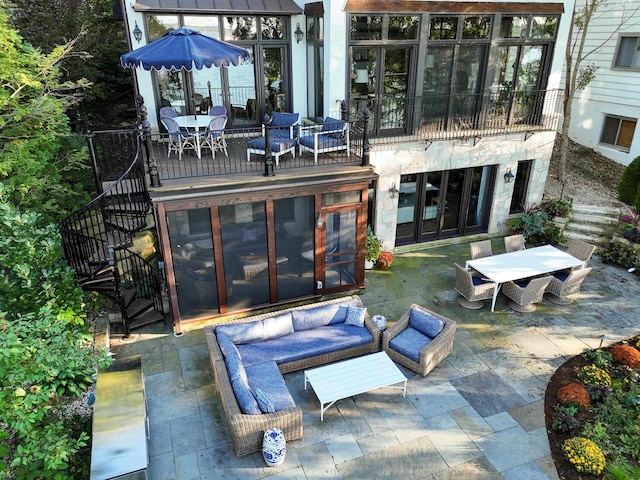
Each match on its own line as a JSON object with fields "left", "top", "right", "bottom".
{"left": 132, "top": 0, "right": 303, "bottom": 15}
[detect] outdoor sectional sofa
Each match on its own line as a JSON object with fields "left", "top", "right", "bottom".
{"left": 204, "top": 295, "right": 380, "bottom": 457}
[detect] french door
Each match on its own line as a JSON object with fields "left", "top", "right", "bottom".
{"left": 395, "top": 166, "right": 495, "bottom": 245}
{"left": 351, "top": 46, "right": 414, "bottom": 134}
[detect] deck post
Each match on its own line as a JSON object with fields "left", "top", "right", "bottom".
{"left": 263, "top": 114, "right": 275, "bottom": 177}
{"left": 362, "top": 107, "right": 370, "bottom": 167}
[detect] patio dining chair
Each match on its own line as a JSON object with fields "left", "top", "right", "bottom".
{"left": 159, "top": 106, "right": 178, "bottom": 118}
{"left": 201, "top": 115, "right": 228, "bottom": 159}
{"left": 298, "top": 117, "right": 349, "bottom": 164}
{"left": 545, "top": 267, "right": 592, "bottom": 304}
{"left": 161, "top": 116, "right": 197, "bottom": 160}
{"left": 382, "top": 304, "right": 456, "bottom": 376}
{"left": 567, "top": 239, "right": 596, "bottom": 269}
{"left": 504, "top": 234, "right": 526, "bottom": 253}
{"left": 209, "top": 105, "right": 227, "bottom": 117}
{"left": 247, "top": 112, "right": 300, "bottom": 166}
{"left": 502, "top": 275, "right": 552, "bottom": 312}
{"left": 454, "top": 263, "right": 496, "bottom": 309}
{"left": 470, "top": 239, "right": 493, "bottom": 259}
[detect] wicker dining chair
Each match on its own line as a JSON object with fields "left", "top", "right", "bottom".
{"left": 454, "top": 263, "right": 496, "bottom": 309}
{"left": 504, "top": 234, "right": 526, "bottom": 253}
{"left": 545, "top": 267, "right": 592, "bottom": 305}
{"left": 567, "top": 239, "right": 596, "bottom": 268}
{"left": 503, "top": 276, "right": 552, "bottom": 312}
{"left": 470, "top": 239, "right": 493, "bottom": 259}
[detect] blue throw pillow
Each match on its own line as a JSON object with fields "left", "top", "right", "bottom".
{"left": 321, "top": 117, "right": 345, "bottom": 139}
{"left": 344, "top": 306, "right": 366, "bottom": 327}
{"left": 254, "top": 388, "right": 276, "bottom": 413}
{"left": 409, "top": 308, "right": 444, "bottom": 339}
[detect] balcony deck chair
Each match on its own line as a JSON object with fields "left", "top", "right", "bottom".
{"left": 545, "top": 267, "right": 592, "bottom": 305}
{"left": 504, "top": 234, "right": 526, "bottom": 253}
{"left": 160, "top": 116, "right": 197, "bottom": 160}
{"left": 298, "top": 117, "right": 350, "bottom": 164}
{"left": 201, "top": 115, "right": 228, "bottom": 159}
{"left": 247, "top": 112, "right": 300, "bottom": 166}
{"left": 503, "top": 276, "right": 553, "bottom": 312}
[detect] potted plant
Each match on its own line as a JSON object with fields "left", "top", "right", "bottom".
{"left": 365, "top": 227, "right": 382, "bottom": 269}
{"left": 377, "top": 251, "right": 394, "bottom": 270}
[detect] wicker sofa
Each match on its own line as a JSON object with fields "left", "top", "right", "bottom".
{"left": 204, "top": 295, "right": 380, "bottom": 457}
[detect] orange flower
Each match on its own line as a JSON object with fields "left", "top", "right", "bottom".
{"left": 557, "top": 382, "right": 590, "bottom": 408}
{"left": 611, "top": 344, "right": 640, "bottom": 369}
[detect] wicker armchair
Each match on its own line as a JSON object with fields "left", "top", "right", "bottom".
{"left": 454, "top": 263, "right": 496, "bottom": 309}
{"left": 545, "top": 267, "right": 592, "bottom": 305}
{"left": 504, "top": 234, "right": 525, "bottom": 253}
{"left": 383, "top": 304, "right": 456, "bottom": 376}
{"left": 503, "top": 276, "right": 552, "bottom": 312}
{"left": 567, "top": 239, "right": 596, "bottom": 268}
{"left": 470, "top": 239, "right": 493, "bottom": 259}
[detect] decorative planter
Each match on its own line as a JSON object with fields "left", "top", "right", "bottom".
{"left": 365, "top": 259, "right": 374, "bottom": 270}
{"left": 262, "top": 428, "right": 286, "bottom": 467}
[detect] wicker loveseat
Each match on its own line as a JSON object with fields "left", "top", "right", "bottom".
{"left": 204, "top": 295, "right": 380, "bottom": 457}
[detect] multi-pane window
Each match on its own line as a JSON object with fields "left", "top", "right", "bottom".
{"left": 601, "top": 115, "right": 637, "bottom": 151}
{"left": 614, "top": 36, "right": 640, "bottom": 69}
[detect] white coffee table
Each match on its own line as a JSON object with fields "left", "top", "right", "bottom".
{"left": 304, "top": 352, "right": 407, "bottom": 421}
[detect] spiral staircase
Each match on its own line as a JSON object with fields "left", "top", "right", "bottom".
{"left": 59, "top": 129, "right": 165, "bottom": 336}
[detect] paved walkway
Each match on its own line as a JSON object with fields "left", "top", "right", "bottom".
{"left": 110, "top": 240, "right": 640, "bottom": 480}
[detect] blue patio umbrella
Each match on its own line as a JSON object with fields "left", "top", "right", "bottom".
{"left": 120, "top": 27, "right": 252, "bottom": 71}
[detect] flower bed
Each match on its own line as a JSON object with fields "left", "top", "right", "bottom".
{"left": 545, "top": 340, "right": 640, "bottom": 479}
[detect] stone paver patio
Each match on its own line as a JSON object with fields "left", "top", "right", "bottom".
{"left": 109, "top": 239, "right": 640, "bottom": 479}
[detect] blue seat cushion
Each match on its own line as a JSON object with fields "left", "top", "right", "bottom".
{"left": 246, "top": 361, "right": 296, "bottom": 411}
{"left": 231, "top": 374, "right": 261, "bottom": 415}
{"left": 389, "top": 327, "right": 432, "bottom": 363}
{"left": 291, "top": 299, "right": 357, "bottom": 331}
{"left": 471, "top": 276, "right": 491, "bottom": 286}
{"left": 409, "top": 308, "right": 444, "bottom": 339}
{"left": 553, "top": 270, "right": 570, "bottom": 281}
{"left": 237, "top": 324, "right": 373, "bottom": 367}
{"left": 216, "top": 312, "right": 294, "bottom": 344}
{"left": 248, "top": 136, "right": 295, "bottom": 154}
{"left": 321, "top": 117, "right": 345, "bottom": 139}
{"left": 299, "top": 135, "right": 344, "bottom": 150}
{"left": 271, "top": 112, "right": 299, "bottom": 127}
{"left": 217, "top": 331, "right": 237, "bottom": 358}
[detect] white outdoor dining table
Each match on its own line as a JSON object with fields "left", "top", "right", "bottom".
{"left": 174, "top": 115, "right": 212, "bottom": 159}
{"left": 466, "top": 244, "right": 585, "bottom": 312}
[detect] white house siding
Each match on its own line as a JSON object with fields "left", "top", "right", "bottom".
{"left": 567, "top": 0, "right": 640, "bottom": 165}
{"left": 371, "top": 132, "right": 556, "bottom": 250}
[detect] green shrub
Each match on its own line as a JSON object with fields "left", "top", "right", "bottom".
{"left": 583, "top": 348, "right": 613, "bottom": 369}
{"left": 600, "top": 240, "right": 639, "bottom": 269}
{"left": 507, "top": 205, "right": 565, "bottom": 246}
{"left": 541, "top": 196, "right": 573, "bottom": 218}
{"left": 618, "top": 155, "right": 640, "bottom": 207}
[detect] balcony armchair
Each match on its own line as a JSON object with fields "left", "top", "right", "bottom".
{"left": 545, "top": 267, "right": 592, "bottom": 305}
{"left": 503, "top": 275, "right": 552, "bottom": 312}
{"left": 161, "top": 116, "right": 197, "bottom": 160}
{"left": 454, "top": 263, "right": 496, "bottom": 309}
{"left": 298, "top": 117, "right": 350, "bottom": 164}
{"left": 247, "top": 112, "right": 300, "bottom": 166}
{"left": 383, "top": 304, "right": 456, "bottom": 377}
{"left": 201, "top": 115, "right": 228, "bottom": 158}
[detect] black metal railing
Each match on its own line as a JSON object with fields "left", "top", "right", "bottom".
{"left": 115, "top": 248, "right": 164, "bottom": 318}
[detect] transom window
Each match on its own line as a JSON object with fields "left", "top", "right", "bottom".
{"left": 428, "top": 16, "right": 491, "bottom": 40}
{"left": 350, "top": 15, "right": 420, "bottom": 41}
{"left": 500, "top": 15, "right": 558, "bottom": 39}
{"left": 614, "top": 36, "right": 640, "bottom": 69}
{"left": 600, "top": 115, "right": 637, "bottom": 151}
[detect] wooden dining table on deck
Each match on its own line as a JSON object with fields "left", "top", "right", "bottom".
{"left": 466, "top": 244, "right": 585, "bottom": 312}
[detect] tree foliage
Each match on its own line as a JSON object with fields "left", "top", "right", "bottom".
{"left": 618, "top": 155, "right": 640, "bottom": 209}
{"left": 10, "top": 0, "right": 133, "bottom": 128}
{"left": 0, "top": 186, "right": 112, "bottom": 478}
{"left": 0, "top": 1, "right": 91, "bottom": 224}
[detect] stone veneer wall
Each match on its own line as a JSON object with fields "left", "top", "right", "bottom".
{"left": 370, "top": 131, "right": 557, "bottom": 250}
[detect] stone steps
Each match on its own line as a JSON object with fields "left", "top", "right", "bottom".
{"left": 561, "top": 204, "right": 622, "bottom": 246}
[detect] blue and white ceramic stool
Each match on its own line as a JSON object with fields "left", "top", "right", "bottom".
{"left": 262, "top": 428, "right": 286, "bottom": 467}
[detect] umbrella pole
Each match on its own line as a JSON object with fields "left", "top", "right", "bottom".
{"left": 192, "top": 96, "right": 197, "bottom": 119}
